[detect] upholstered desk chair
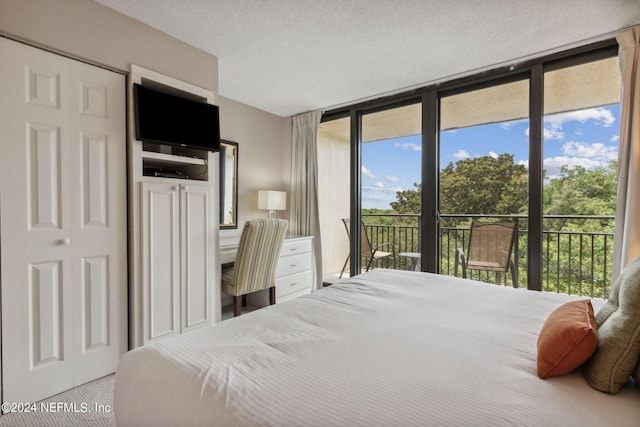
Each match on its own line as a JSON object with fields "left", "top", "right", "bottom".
{"left": 222, "top": 218, "right": 289, "bottom": 316}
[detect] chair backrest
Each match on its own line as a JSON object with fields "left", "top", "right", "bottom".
{"left": 342, "top": 218, "right": 374, "bottom": 257}
{"left": 466, "top": 221, "right": 517, "bottom": 271}
{"left": 233, "top": 218, "right": 289, "bottom": 294}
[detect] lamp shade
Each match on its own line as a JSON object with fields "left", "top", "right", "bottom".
{"left": 258, "top": 191, "right": 286, "bottom": 211}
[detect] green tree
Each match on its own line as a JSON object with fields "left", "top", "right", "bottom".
{"left": 440, "top": 153, "right": 528, "bottom": 216}
{"left": 391, "top": 183, "right": 422, "bottom": 214}
{"left": 543, "top": 161, "right": 617, "bottom": 231}
{"left": 389, "top": 153, "right": 529, "bottom": 222}
{"left": 540, "top": 161, "right": 617, "bottom": 297}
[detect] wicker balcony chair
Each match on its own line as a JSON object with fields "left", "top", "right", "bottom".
{"left": 455, "top": 221, "right": 518, "bottom": 287}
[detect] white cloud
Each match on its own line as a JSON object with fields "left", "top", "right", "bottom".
{"left": 395, "top": 142, "right": 422, "bottom": 151}
{"left": 544, "top": 125, "right": 565, "bottom": 141}
{"left": 453, "top": 149, "right": 469, "bottom": 159}
{"left": 543, "top": 156, "right": 606, "bottom": 180}
{"left": 562, "top": 141, "right": 617, "bottom": 161}
{"left": 540, "top": 140, "right": 618, "bottom": 179}
{"left": 386, "top": 175, "right": 400, "bottom": 183}
{"left": 545, "top": 107, "right": 616, "bottom": 128}
{"left": 526, "top": 107, "right": 616, "bottom": 142}
{"left": 361, "top": 185, "right": 402, "bottom": 209}
{"left": 524, "top": 125, "right": 564, "bottom": 140}
{"left": 611, "top": 135, "right": 620, "bottom": 143}
{"left": 488, "top": 151, "right": 498, "bottom": 159}
{"left": 545, "top": 156, "right": 604, "bottom": 169}
{"left": 373, "top": 182, "right": 384, "bottom": 189}
{"left": 362, "top": 166, "right": 375, "bottom": 179}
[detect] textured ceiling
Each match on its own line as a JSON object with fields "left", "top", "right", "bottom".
{"left": 94, "top": 0, "right": 640, "bottom": 117}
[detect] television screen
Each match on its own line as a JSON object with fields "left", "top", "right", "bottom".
{"left": 133, "top": 83, "right": 220, "bottom": 152}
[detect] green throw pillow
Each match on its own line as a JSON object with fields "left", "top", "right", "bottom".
{"left": 584, "top": 255, "right": 640, "bottom": 393}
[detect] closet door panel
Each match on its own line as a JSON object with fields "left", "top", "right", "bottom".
{"left": 81, "top": 255, "right": 110, "bottom": 348}
{"left": 0, "top": 37, "right": 74, "bottom": 404}
{"left": 27, "top": 123, "right": 64, "bottom": 229}
{"left": 29, "top": 261, "right": 68, "bottom": 364}
{"left": 69, "top": 59, "right": 126, "bottom": 385}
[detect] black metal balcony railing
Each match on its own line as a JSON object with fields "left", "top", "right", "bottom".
{"left": 359, "top": 213, "right": 614, "bottom": 298}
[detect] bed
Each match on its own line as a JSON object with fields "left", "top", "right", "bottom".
{"left": 114, "top": 269, "right": 640, "bottom": 426}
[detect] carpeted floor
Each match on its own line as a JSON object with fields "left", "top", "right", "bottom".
{"left": 0, "top": 374, "right": 115, "bottom": 426}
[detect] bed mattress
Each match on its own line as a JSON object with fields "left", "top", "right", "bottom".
{"left": 115, "top": 269, "right": 640, "bottom": 426}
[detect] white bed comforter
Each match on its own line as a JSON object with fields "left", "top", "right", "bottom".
{"left": 115, "top": 270, "right": 640, "bottom": 426}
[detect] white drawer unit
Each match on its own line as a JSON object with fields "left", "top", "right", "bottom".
{"left": 276, "top": 236, "right": 314, "bottom": 303}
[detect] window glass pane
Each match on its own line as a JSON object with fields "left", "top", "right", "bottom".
{"left": 543, "top": 57, "right": 620, "bottom": 297}
{"left": 361, "top": 103, "right": 422, "bottom": 273}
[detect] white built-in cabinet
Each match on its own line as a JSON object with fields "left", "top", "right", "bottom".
{"left": 141, "top": 182, "right": 212, "bottom": 341}
{"left": 128, "top": 66, "right": 220, "bottom": 348}
{"left": 0, "top": 38, "right": 127, "bottom": 404}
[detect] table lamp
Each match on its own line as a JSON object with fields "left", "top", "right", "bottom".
{"left": 258, "top": 190, "right": 286, "bottom": 218}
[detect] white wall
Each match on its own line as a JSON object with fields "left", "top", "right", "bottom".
{"left": 0, "top": 0, "right": 217, "bottom": 92}
{"left": 218, "top": 96, "right": 292, "bottom": 240}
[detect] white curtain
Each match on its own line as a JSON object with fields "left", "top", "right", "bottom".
{"left": 612, "top": 26, "right": 640, "bottom": 280}
{"left": 290, "top": 110, "right": 323, "bottom": 290}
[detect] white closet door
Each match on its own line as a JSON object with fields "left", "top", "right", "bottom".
{"left": 0, "top": 38, "right": 126, "bottom": 403}
{"left": 68, "top": 55, "right": 127, "bottom": 386}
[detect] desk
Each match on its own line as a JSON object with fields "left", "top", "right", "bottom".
{"left": 399, "top": 252, "right": 421, "bottom": 271}
{"left": 220, "top": 235, "right": 315, "bottom": 304}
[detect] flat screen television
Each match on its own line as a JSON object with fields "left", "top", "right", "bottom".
{"left": 133, "top": 83, "right": 220, "bottom": 152}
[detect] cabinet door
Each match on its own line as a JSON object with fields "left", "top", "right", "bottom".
{"left": 141, "top": 182, "right": 181, "bottom": 344}
{"left": 180, "top": 183, "right": 212, "bottom": 333}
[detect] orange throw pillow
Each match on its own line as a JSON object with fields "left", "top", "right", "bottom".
{"left": 537, "top": 299, "right": 598, "bottom": 379}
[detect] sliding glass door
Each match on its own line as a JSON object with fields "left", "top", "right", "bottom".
{"left": 542, "top": 56, "right": 620, "bottom": 297}
{"left": 359, "top": 102, "right": 422, "bottom": 274}
{"left": 439, "top": 78, "right": 530, "bottom": 287}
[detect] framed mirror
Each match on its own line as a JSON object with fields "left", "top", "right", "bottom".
{"left": 219, "top": 140, "right": 238, "bottom": 228}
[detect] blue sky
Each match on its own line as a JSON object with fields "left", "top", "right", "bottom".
{"left": 361, "top": 104, "right": 620, "bottom": 210}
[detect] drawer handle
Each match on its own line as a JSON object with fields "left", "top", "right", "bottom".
{"left": 290, "top": 247, "right": 297, "bottom": 252}
{"left": 290, "top": 263, "right": 297, "bottom": 268}
{"left": 290, "top": 282, "right": 297, "bottom": 286}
